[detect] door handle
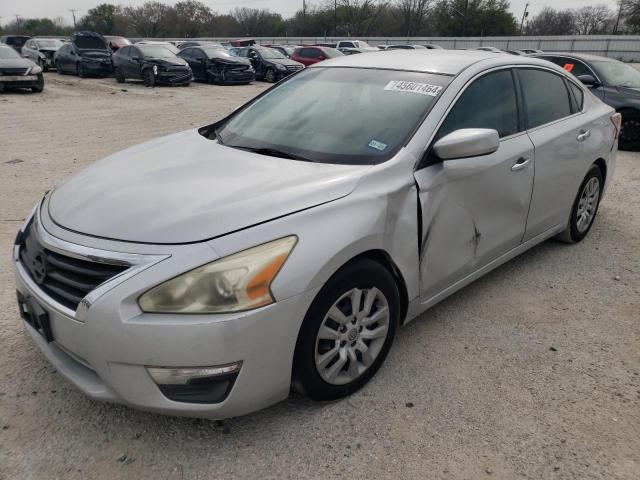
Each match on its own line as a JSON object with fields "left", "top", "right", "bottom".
{"left": 577, "top": 130, "right": 591, "bottom": 142}
{"left": 511, "top": 157, "right": 531, "bottom": 171}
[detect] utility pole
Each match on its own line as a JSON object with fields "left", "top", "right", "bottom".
{"left": 519, "top": 3, "right": 529, "bottom": 34}
{"left": 69, "top": 9, "right": 77, "bottom": 29}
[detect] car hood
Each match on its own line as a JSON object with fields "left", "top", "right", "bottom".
{"left": 616, "top": 86, "right": 640, "bottom": 98}
{"left": 147, "top": 57, "right": 189, "bottom": 67}
{"left": 79, "top": 50, "right": 111, "bottom": 58}
{"left": 0, "top": 57, "right": 35, "bottom": 69}
{"left": 48, "top": 129, "right": 369, "bottom": 244}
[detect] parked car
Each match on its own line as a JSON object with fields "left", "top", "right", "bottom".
{"left": 104, "top": 35, "right": 131, "bottom": 52}
{"left": 135, "top": 41, "right": 180, "bottom": 55}
{"left": 236, "top": 46, "right": 304, "bottom": 82}
{"left": 335, "top": 39, "right": 378, "bottom": 53}
{"left": 474, "top": 46, "right": 503, "bottom": 53}
{"left": 291, "top": 46, "right": 343, "bottom": 66}
{"left": 178, "top": 41, "right": 224, "bottom": 50}
{"left": 178, "top": 46, "right": 254, "bottom": 84}
{"left": 229, "top": 38, "right": 256, "bottom": 47}
{"left": 113, "top": 44, "right": 192, "bottom": 87}
{"left": 54, "top": 31, "right": 112, "bottom": 77}
{"left": 380, "top": 44, "right": 428, "bottom": 50}
{"left": 533, "top": 52, "right": 640, "bottom": 150}
{"left": 21, "top": 38, "right": 64, "bottom": 71}
{"left": 268, "top": 45, "right": 298, "bottom": 58}
{"left": 339, "top": 48, "right": 367, "bottom": 55}
{"left": 516, "top": 48, "right": 543, "bottom": 54}
{"left": 0, "top": 35, "right": 31, "bottom": 53}
{"left": 13, "top": 50, "right": 619, "bottom": 419}
{"left": 314, "top": 42, "right": 337, "bottom": 48}
{"left": 0, "top": 44, "right": 44, "bottom": 92}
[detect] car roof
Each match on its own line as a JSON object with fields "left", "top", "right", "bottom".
{"left": 312, "top": 49, "right": 553, "bottom": 75}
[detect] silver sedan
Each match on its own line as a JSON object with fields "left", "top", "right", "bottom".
{"left": 13, "top": 50, "right": 620, "bottom": 418}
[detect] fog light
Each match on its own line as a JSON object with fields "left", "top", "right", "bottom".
{"left": 147, "top": 362, "right": 242, "bottom": 385}
{"left": 147, "top": 362, "right": 242, "bottom": 404}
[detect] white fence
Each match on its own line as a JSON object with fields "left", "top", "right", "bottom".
{"left": 155, "top": 35, "right": 640, "bottom": 62}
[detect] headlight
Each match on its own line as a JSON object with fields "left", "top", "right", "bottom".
{"left": 138, "top": 236, "right": 297, "bottom": 314}
{"left": 153, "top": 65, "right": 158, "bottom": 75}
{"left": 276, "top": 63, "right": 286, "bottom": 71}
{"left": 29, "top": 65, "right": 43, "bottom": 75}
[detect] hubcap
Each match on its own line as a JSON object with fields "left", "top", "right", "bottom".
{"left": 314, "top": 287, "right": 390, "bottom": 385}
{"left": 576, "top": 177, "right": 600, "bottom": 233}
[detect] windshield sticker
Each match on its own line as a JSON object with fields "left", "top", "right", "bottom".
{"left": 563, "top": 63, "right": 575, "bottom": 72}
{"left": 384, "top": 80, "right": 443, "bottom": 97}
{"left": 368, "top": 140, "right": 388, "bottom": 151}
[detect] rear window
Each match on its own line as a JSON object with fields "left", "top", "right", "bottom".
{"left": 568, "top": 82, "right": 584, "bottom": 112}
{"left": 518, "top": 69, "right": 572, "bottom": 129}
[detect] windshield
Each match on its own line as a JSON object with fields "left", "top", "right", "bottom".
{"left": 217, "top": 68, "right": 450, "bottom": 165}
{"left": 202, "top": 47, "right": 235, "bottom": 59}
{"left": 356, "top": 41, "right": 372, "bottom": 48}
{"left": 36, "top": 39, "right": 63, "bottom": 48}
{"left": 139, "top": 45, "right": 177, "bottom": 58}
{"left": 591, "top": 60, "right": 640, "bottom": 88}
{"left": 0, "top": 47, "right": 21, "bottom": 59}
{"left": 255, "top": 47, "right": 286, "bottom": 59}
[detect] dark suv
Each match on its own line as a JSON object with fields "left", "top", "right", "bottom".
{"left": 113, "top": 44, "right": 192, "bottom": 87}
{"left": 54, "top": 31, "right": 113, "bottom": 77}
{"left": 236, "top": 46, "right": 304, "bottom": 83}
{"left": 534, "top": 53, "right": 640, "bottom": 150}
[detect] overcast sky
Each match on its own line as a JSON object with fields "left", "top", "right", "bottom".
{"left": 0, "top": 0, "right": 622, "bottom": 31}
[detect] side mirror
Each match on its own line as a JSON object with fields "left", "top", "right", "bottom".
{"left": 576, "top": 74, "right": 600, "bottom": 88}
{"left": 433, "top": 128, "right": 499, "bottom": 161}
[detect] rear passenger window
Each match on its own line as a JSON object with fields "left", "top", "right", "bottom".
{"left": 437, "top": 69, "right": 520, "bottom": 139}
{"left": 546, "top": 57, "right": 591, "bottom": 78}
{"left": 568, "top": 81, "right": 584, "bottom": 111}
{"left": 519, "top": 69, "right": 572, "bottom": 129}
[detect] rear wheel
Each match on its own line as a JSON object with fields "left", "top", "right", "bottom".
{"left": 114, "top": 67, "right": 125, "bottom": 83}
{"left": 55, "top": 60, "right": 64, "bottom": 74}
{"left": 557, "top": 165, "right": 603, "bottom": 243}
{"left": 143, "top": 69, "right": 155, "bottom": 88}
{"left": 293, "top": 259, "right": 399, "bottom": 401}
{"left": 619, "top": 110, "right": 640, "bottom": 151}
{"left": 31, "top": 73, "right": 44, "bottom": 93}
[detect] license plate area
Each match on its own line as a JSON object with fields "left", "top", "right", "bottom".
{"left": 17, "top": 291, "right": 54, "bottom": 342}
{"left": 1, "top": 75, "right": 37, "bottom": 81}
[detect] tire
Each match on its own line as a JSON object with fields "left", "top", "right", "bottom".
{"left": 293, "top": 259, "right": 400, "bottom": 401}
{"left": 37, "top": 58, "right": 47, "bottom": 72}
{"left": 114, "top": 67, "right": 125, "bottom": 83}
{"left": 77, "top": 62, "right": 85, "bottom": 78}
{"left": 55, "top": 61, "right": 64, "bottom": 74}
{"left": 143, "top": 69, "right": 155, "bottom": 88}
{"left": 31, "top": 73, "right": 44, "bottom": 93}
{"left": 618, "top": 110, "right": 640, "bottom": 151}
{"left": 265, "top": 68, "right": 277, "bottom": 83}
{"left": 557, "top": 165, "right": 603, "bottom": 243}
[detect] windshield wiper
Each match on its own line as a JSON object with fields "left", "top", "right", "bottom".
{"left": 230, "top": 145, "right": 315, "bottom": 162}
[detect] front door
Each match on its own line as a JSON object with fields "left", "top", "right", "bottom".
{"left": 414, "top": 68, "right": 535, "bottom": 300}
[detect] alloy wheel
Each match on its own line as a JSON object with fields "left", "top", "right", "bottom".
{"left": 314, "top": 287, "right": 390, "bottom": 386}
{"left": 576, "top": 177, "right": 600, "bottom": 233}
{"left": 620, "top": 117, "right": 640, "bottom": 145}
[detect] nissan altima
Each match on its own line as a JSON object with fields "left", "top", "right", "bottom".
{"left": 14, "top": 50, "right": 619, "bottom": 418}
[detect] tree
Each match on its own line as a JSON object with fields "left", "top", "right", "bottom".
{"left": 231, "top": 8, "right": 285, "bottom": 36}
{"left": 397, "top": 0, "right": 433, "bottom": 36}
{"left": 78, "top": 3, "right": 126, "bottom": 34}
{"left": 572, "top": 5, "right": 614, "bottom": 34}
{"left": 431, "top": 0, "right": 517, "bottom": 36}
{"left": 169, "top": 1, "right": 215, "bottom": 37}
{"left": 526, "top": 7, "right": 575, "bottom": 35}
{"left": 124, "top": 1, "right": 172, "bottom": 37}
{"left": 337, "top": 0, "right": 386, "bottom": 36}
{"left": 624, "top": 0, "right": 640, "bottom": 32}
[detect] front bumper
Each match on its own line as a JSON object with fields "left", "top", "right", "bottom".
{"left": 157, "top": 70, "right": 193, "bottom": 85}
{"left": 0, "top": 74, "right": 40, "bottom": 89}
{"left": 13, "top": 207, "right": 318, "bottom": 419}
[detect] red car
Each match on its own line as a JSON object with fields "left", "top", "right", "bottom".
{"left": 291, "top": 46, "right": 343, "bottom": 66}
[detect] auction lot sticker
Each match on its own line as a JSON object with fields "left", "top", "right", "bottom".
{"left": 384, "top": 80, "right": 443, "bottom": 97}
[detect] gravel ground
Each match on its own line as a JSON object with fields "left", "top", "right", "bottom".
{"left": 0, "top": 72, "right": 639, "bottom": 480}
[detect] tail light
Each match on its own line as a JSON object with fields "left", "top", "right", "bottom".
{"left": 610, "top": 113, "right": 622, "bottom": 140}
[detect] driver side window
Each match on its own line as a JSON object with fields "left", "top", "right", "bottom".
{"left": 436, "top": 69, "right": 520, "bottom": 141}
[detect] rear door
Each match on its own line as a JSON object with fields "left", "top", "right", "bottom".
{"left": 517, "top": 67, "right": 601, "bottom": 241}
{"left": 414, "top": 68, "right": 535, "bottom": 299}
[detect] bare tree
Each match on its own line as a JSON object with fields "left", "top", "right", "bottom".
{"left": 526, "top": 7, "right": 576, "bottom": 35}
{"left": 338, "top": 0, "right": 386, "bottom": 36}
{"left": 397, "top": 0, "right": 433, "bottom": 36}
{"left": 230, "top": 8, "right": 284, "bottom": 36}
{"left": 124, "top": 1, "right": 172, "bottom": 38}
{"left": 572, "top": 4, "right": 614, "bottom": 34}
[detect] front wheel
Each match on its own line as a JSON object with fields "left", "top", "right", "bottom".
{"left": 293, "top": 259, "right": 399, "bottom": 401}
{"left": 264, "top": 68, "right": 277, "bottom": 83}
{"left": 143, "top": 68, "right": 155, "bottom": 87}
{"left": 55, "top": 61, "right": 64, "bottom": 74}
{"left": 31, "top": 73, "right": 44, "bottom": 93}
{"left": 114, "top": 67, "right": 125, "bottom": 83}
{"left": 557, "top": 165, "right": 603, "bottom": 243}
{"left": 77, "top": 62, "right": 85, "bottom": 78}
{"left": 619, "top": 110, "right": 640, "bottom": 151}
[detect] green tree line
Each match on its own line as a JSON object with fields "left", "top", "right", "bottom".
{"left": 1, "top": 0, "right": 639, "bottom": 38}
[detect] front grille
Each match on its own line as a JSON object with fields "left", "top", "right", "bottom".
{"left": 165, "top": 65, "right": 190, "bottom": 72}
{"left": 1, "top": 67, "right": 29, "bottom": 76}
{"left": 18, "top": 221, "right": 128, "bottom": 311}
